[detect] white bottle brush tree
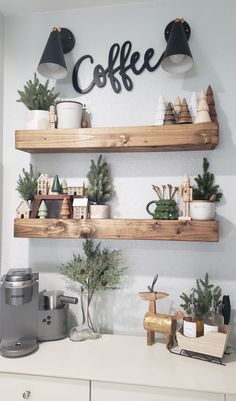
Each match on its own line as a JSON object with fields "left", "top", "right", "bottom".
{"left": 86, "top": 155, "right": 115, "bottom": 205}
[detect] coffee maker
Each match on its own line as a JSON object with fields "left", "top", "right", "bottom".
{"left": 0, "top": 268, "right": 39, "bottom": 358}
{"left": 38, "top": 290, "right": 78, "bottom": 341}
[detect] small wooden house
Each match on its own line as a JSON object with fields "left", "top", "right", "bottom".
{"left": 37, "top": 174, "right": 49, "bottom": 195}
{"left": 72, "top": 198, "right": 88, "bottom": 219}
{"left": 16, "top": 200, "right": 31, "bottom": 219}
{"left": 67, "top": 179, "right": 85, "bottom": 196}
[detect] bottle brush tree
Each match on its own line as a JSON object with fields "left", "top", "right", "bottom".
{"left": 192, "top": 157, "right": 223, "bottom": 201}
{"left": 86, "top": 155, "right": 115, "bottom": 204}
{"left": 16, "top": 163, "right": 39, "bottom": 201}
{"left": 17, "top": 73, "right": 60, "bottom": 110}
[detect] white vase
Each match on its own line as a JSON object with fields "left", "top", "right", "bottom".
{"left": 25, "top": 110, "right": 50, "bottom": 129}
{"left": 190, "top": 201, "right": 215, "bottom": 220}
{"left": 56, "top": 101, "right": 83, "bottom": 128}
{"left": 89, "top": 204, "right": 110, "bottom": 219}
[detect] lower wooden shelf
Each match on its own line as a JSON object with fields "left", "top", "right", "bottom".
{"left": 14, "top": 219, "right": 219, "bottom": 242}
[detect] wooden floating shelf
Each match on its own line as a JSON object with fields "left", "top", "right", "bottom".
{"left": 15, "top": 123, "right": 219, "bottom": 153}
{"left": 14, "top": 219, "right": 219, "bottom": 242}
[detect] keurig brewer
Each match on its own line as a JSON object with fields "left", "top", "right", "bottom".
{"left": 0, "top": 268, "right": 39, "bottom": 358}
{"left": 38, "top": 290, "right": 78, "bottom": 341}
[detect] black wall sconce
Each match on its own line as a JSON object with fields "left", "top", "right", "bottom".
{"left": 161, "top": 18, "right": 193, "bottom": 73}
{"left": 37, "top": 27, "right": 75, "bottom": 80}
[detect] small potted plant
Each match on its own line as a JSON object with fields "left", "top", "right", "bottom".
{"left": 59, "top": 239, "right": 126, "bottom": 341}
{"left": 17, "top": 73, "right": 59, "bottom": 129}
{"left": 86, "top": 155, "right": 115, "bottom": 218}
{"left": 190, "top": 157, "right": 223, "bottom": 220}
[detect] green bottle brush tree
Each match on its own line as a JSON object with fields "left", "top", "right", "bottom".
{"left": 16, "top": 163, "right": 39, "bottom": 201}
{"left": 192, "top": 157, "right": 223, "bottom": 201}
{"left": 17, "top": 73, "right": 59, "bottom": 110}
{"left": 86, "top": 155, "right": 115, "bottom": 205}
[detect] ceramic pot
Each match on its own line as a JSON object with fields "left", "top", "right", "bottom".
{"left": 56, "top": 101, "right": 83, "bottom": 128}
{"left": 25, "top": 110, "right": 50, "bottom": 129}
{"left": 89, "top": 204, "right": 110, "bottom": 219}
{"left": 190, "top": 200, "right": 215, "bottom": 220}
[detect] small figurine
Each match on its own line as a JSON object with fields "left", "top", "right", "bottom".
{"left": 139, "top": 274, "right": 183, "bottom": 347}
{"left": 177, "top": 98, "right": 192, "bottom": 124}
{"left": 16, "top": 200, "right": 31, "bottom": 219}
{"left": 163, "top": 102, "right": 176, "bottom": 125}
{"left": 195, "top": 90, "right": 211, "bottom": 123}
{"left": 178, "top": 175, "right": 192, "bottom": 221}
{"left": 38, "top": 200, "right": 48, "bottom": 219}
{"left": 154, "top": 95, "right": 166, "bottom": 125}
{"left": 206, "top": 85, "right": 217, "bottom": 123}
{"left": 49, "top": 105, "right": 57, "bottom": 129}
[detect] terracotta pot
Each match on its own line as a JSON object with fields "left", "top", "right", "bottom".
{"left": 89, "top": 204, "right": 110, "bottom": 219}
{"left": 25, "top": 110, "right": 50, "bottom": 129}
{"left": 190, "top": 200, "right": 215, "bottom": 220}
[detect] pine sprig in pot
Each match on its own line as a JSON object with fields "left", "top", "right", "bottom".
{"left": 86, "top": 155, "right": 115, "bottom": 204}
{"left": 17, "top": 73, "right": 60, "bottom": 110}
{"left": 192, "top": 157, "right": 223, "bottom": 201}
{"left": 180, "top": 273, "right": 222, "bottom": 316}
{"left": 16, "top": 163, "right": 40, "bottom": 201}
{"left": 59, "top": 239, "right": 126, "bottom": 296}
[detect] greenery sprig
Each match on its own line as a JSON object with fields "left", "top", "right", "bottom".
{"left": 180, "top": 273, "right": 222, "bottom": 316}
{"left": 192, "top": 157, "right": 223, "bottom": 201}
{"left": 16, "top": 163, "right": 39, "bottom": 201}
{"left": 59, "top": 240, "right": 126, "bottom": 294}
{"left": 86, "top": 155, "right": 115, "bottom": 204}
{"left": 17, "top": 73, "right": 59, "bottom": 110}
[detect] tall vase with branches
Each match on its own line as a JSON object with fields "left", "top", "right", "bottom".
{"left": 59, "top": 239, "right": 126, "bottom": 341}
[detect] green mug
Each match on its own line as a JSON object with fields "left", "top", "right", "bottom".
{"left": 146, "top": 199, "right": 178, "bottom": 220}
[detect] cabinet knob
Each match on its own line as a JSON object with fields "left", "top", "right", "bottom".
{"left": 22, "top": 390, "right": 31, "bottom": 399}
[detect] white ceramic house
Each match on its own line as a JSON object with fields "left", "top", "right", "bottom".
{"left": 72, "top": 198, "right": 88, "bottom": 219}
{"left": 16, "top": 200, "right": 31, "bottom": 219}
{"left": 37, "top": 174, "right": 49, "bottom": 195}
{"left": 67, "top": 179, "right": 85, "bottom": 196}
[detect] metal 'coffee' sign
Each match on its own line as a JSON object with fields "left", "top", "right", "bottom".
{"left": 72, "top": 40, "right": 162, "bottom": 94}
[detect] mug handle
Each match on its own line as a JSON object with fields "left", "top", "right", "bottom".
{"left": 146, "top": 201, "right": 156, "bottom": 217}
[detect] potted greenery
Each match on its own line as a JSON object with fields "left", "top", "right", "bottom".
{"left": 86, "top": 155, "right": 115, "bottom": 218}
{"left": 190, "top": 157, "right": 223, "bottom": 220}
{"left": 17, "top": 73, "right": 59, "bottom": 129}
{"left": 59, "top": 239, "right": 126, "bottom": 341}
{"left": 16, "top": 163, "right": 39, "bottom": 201}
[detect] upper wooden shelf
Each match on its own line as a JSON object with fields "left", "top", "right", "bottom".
{"left": 14, "top": 218, "right": 219, "bottom": 242}
{"left": 15, "top": 122, "right": 219, "bottom": 153}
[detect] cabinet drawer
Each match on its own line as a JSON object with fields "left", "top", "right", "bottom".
{"left": 92, "top": 381, "right": 224, "bottom": 401}
{"left": 0, "top": 373, "right": 89, "bottom": 401}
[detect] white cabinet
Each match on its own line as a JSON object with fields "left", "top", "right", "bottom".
{"left": 91, "top": 381, "right": 224, "bottom": 401}
{"left": 226, "top": 396, "right": 236, "bottom": 401}
{"left": 0, "top": 373, "right": 89, "bottom": 401}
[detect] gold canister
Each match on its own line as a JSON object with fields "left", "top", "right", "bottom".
{"left": 144, "top": 312, "right": 176, "bottom": 334}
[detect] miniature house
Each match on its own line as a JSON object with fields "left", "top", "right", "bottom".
{"left": 67, "top": 180, "right": 84, "bottom": 196}
{"left": 16, "top": 200, "right": 31, "bottom": 219}
{"left": 72, "top": 198, "right": 88, "bottom": 219}
{"left": 37, "top": 174, "right": 49, "bottom": 195}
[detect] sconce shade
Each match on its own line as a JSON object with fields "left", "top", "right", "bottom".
{"left": 161, "top": 19, "right": 193, "bottom": 73}
{"left": 37, "top": 28, "right": 75, "bottom": 80}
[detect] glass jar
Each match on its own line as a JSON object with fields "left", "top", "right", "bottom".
{"left": 69, "top": 287, "right": 101, "bottom": 341}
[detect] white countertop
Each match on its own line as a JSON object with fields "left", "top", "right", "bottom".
{"left": 0, "top": 334, "right": 235, "bottom": 395}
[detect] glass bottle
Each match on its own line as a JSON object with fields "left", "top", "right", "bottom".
{"left": 69, "top": 287, "right": 101, "bottom": 342}
{"left": 204, "top": 298, "right": 224, "bottom": 335}
{"left": 183, "top": 289, "right": 204, "bottom": 338}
